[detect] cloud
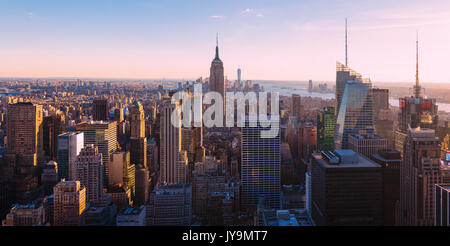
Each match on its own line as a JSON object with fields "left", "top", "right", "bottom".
{"left": 256, "top": 13, "right": 264, "bottom": 18}
{"left": 241, "top": 8, "right": 253, "bottom": 15}
{"left": 210, "top": 15, "right": 225, "bottom": 19}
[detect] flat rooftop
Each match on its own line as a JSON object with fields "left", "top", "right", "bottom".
{"left": 313, "top": 150, "right": 380, "bottom": 169}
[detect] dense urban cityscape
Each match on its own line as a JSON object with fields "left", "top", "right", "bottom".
{"left": 1, "top": 1, "right": 450, "bottom": 235}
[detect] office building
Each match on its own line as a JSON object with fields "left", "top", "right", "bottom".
{"left": 348, "top": 134, "right": 387, "bottom": 159}
{"left": 241, "top": 116, "right": 281, "bottom": 210}
{"left": 317, "top": 107, "right": 335, "bottom": 151}
{"left": 311, "top": 150, "right": 383, "bottom": 226}
{"left": 370, "top": 149, "right": 401, "bottom": 226}
{"left": 108, "top": 151, "right": 135, "bottom": 195}
{"left": 76, "top": 121, "right": 117, "bottom": 186}
{"left": 160, "top": 97, "right": 188, "bottom": 184}
{"left": 4, "top": 102, "right": 43, "bottom": 178}
{"left": 395, "top": 37, "right": 438, "bottom": 156}
{"left": 73, "top": 145, "right": 103, "bottom": 204}
{"left": 209, "top": 36, "right": 225, "bottom": 103}
{"left": 43, "top": 114, "right": 62, "bottom": 161}
{"left": 57, "top": 132, "right": 84, "bottom": 180}
{"left": 130, "top": 102, "right": 147, "bottom": 167}
{"left": 335, "top": 78, "right": 374, "bottom": 149}
{"left": 146, "top": 183, "right": 192, "bottom": 226}
{"left": 399, "top": 128, "right": 441, "bottom": 226}
{"left": 93, "top": 99, "right": 108, "bottom": 121}
{"left": 53, "top": 180, "right": 86, "bottom": 226}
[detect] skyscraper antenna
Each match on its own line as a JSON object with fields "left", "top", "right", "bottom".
{"left": 216, "top": 33, "right": 218, "bottom": 47}
{"left": 414, "top": 31, "right": 421, "bottom": 98}
{"left": 345, "top": 18, "right": 348, "bottom": 67}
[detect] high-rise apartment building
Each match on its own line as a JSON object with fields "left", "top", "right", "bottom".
{"left": 241, "top": 116, "right": 281, "bottom": 210}
{"left": 317, "top": 107, "right": 335, "bottom": 151}
{"left": 53, "top": 180, "right": 86, "bottom": 226}
{"left": 93, "top": 99, "right": 108, "bottom": 121}
{"left": 57, "top": 132, "right": 84, "bottom": 180}
{"left": 73, "top": 145, "right": 103, "bottom": 205}
{"left": 311, "top": 150, "right": 383, "bottom": 226}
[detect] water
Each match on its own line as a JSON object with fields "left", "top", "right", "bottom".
{"left": 258, "top": 81, "right": 450, "bottom": 113}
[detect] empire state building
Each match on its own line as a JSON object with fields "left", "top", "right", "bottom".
{"left": 209, "top": 36, "right": 225, "bottom": 103}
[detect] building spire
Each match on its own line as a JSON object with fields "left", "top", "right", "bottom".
{"left": 414, "top": 31, "right": 421, "bottom": 98}
{"left": 215, "top": 33, "right": 219, "bottom": 59}
{"left": 345, "top": 18, "right": 348, "bottom": 67}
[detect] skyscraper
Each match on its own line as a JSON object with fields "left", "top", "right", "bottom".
{"left": 291, "top": 94, "right": 302, "bottom": 119}
{"left": 370, "top": 149, "right": 401, "bottom": 226}
{"left": 130, "top": 102, "right": 147, "bottom": 167}
{"left": 135, "top": 165, "right": 149, "bottom": 205}
{"left": 159, "top": 96, "right": 188, "bottom": 184}
{"left": 108, "top": 151, "right": 135, "bottom": 195}
{"left": 317, "top": 107, "right": 335, "bottom": 151}
{"left": 371, "top": 88, "right": 389, "bottom": 121}
{"left": 237, "top": 68, "right": 242, "bottom": 84}
{"left": 93, "top": 99, "right": 108, "bottom": 121}
{"left": 335, "top": 77, "right": 374, "bottom": 149}
{"left": 395, "top": 36, "right": 438, "bottom": 156}
{"left": 73, "top": 145, "right": 103, "bottom": 205}
{"left": 53, "top": 180, "right": 86, "bottom": 226}
{"left": 311, "top": 150, "right": 383, "bottom": 226}
{"left": 335, "top": 62, "right": 363, "bottom": 117}
{"left": 241, "top": 116, "right": 281, "bottom": 210}
{"left": 76, "top": 121, "right": 117, "bottom": 186}
{"left": 399, "top": 128, "right": 441, "bottom": 226}
{"left": 57, "top": 132, "right": 84, "bottom": 180}
{"left": 5, "top": 102, "right": 43, "bottom": 178}
{"left": 43, "top": 114, "right": 63, "bottom": 161}
{"left": 209, "top": 35, "right": 225, "bottom": 103}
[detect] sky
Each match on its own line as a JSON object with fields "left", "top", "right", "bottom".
{"left": 0, "top": 0, "right": 450, "bottom": 83}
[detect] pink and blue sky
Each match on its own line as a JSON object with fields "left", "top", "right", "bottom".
{"left": 0, "top": 0, "right": 449, "bottom": 83}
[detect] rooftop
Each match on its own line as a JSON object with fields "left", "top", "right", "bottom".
{"left": 314, "top": 150, "right": 380, "bottom": 168}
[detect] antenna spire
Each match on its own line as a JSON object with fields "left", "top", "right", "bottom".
{"left": 345, "top": 18, "right": 348, "bottom": 67}
{"left": 215, "top": 33, "right": 220, "bottom": 59}
{"left": 414, "top": 31, "right": 421, "bottom": 98}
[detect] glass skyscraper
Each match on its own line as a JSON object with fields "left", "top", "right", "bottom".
{"left": 317, "top": 107, "right": 335, "bottom": 151}
{"left": 335, "top": 78, "right": 374, "bottom": 149}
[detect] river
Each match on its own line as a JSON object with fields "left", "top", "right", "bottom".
{"left": 258, "top": 81, "right": 450, "bottom": 113}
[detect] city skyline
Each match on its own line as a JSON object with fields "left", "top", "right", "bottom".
{"left": 0, "top": 0, "right": 450, "bottom": 83}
